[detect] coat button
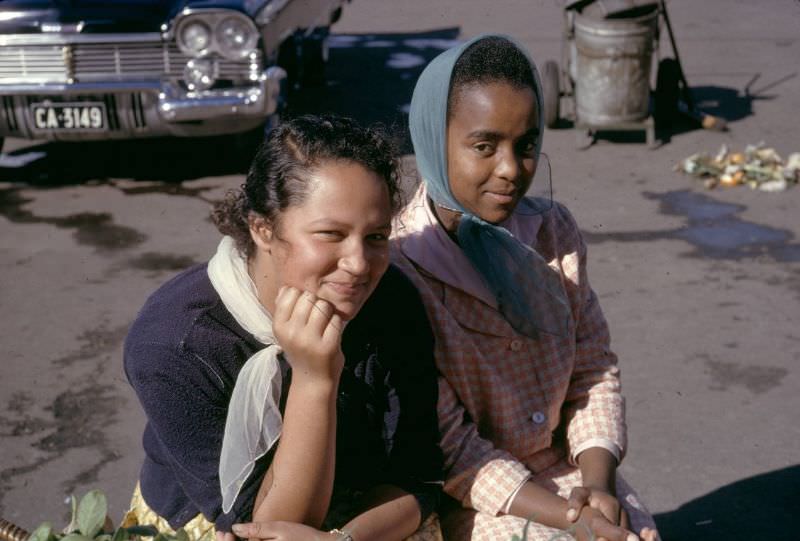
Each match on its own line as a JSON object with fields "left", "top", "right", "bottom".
{"left": 531, "top": 411, "right": 546, "bottom": 424}
{"left": 510, "top": 340, "right": 523, "bottom": 352}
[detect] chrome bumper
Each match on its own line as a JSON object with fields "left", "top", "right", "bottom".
{"left": 158, "top": 66, "right": 286, "bottom": 122}
{"left": 0, "top": 66, "right": 286, "bottom": 140}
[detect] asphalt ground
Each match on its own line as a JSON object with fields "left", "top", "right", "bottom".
{"left": 1, "top": 1, "right": 799, "bottom": 539}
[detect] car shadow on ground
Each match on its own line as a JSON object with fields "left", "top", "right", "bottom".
{"left": 0, "top": 134, "right": 258, "bottom": 186}
{"left": 653, "top": 464, "right": 799, "bottom": 541}
{"left": 287, "top": 27, "right": 461, "bottom": 152}
{"left": 0, "top": 27, "right": 461, "bottom": 187}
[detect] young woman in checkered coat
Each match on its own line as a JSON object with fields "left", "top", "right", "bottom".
{"left": 391, "top": 35, "right": 660, "bottom": 541}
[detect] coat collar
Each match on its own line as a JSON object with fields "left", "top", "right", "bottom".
{"left": 392, "top": 183, "right": 545, "bottom": 310}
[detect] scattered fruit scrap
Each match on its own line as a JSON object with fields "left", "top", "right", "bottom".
{"left": 676, "top": 143, "right": 800, "bottom": 191}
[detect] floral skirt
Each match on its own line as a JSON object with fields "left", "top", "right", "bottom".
{"left": 122, "top": 484, "right": 216, "bottom": 541}
{"left": 123, "top": 483, "right": 442, "bottom": 541}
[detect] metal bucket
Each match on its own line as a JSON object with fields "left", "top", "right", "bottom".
{"left": 573, "top": 8, "right": 658, "bottom": 125}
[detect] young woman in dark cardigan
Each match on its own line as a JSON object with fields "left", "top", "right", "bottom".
{"left": 123, "top": 115, "right": 444, "bottom": 541}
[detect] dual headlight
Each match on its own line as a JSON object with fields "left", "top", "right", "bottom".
{"left": 174, "top": 10, "right": 258, "bottom": 60}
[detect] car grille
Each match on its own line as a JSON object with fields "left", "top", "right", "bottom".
{"left": 0, "top": 46, "right": 65, "bottom": 82}
{"left": 0, "top": 42, "right": 256, "bottom": 83}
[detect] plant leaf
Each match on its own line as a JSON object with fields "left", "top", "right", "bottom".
{"left": 62, "top": 534, "right": 94, "bottom": 541}
{"left": 111, "top": 527, "right": 130, "bottom": 541}
{"left": 77, "top": 490, "right": 107, "bottom": 538}
{"left": 546, "top": 533, "right": 577, "bottom": 541}
{"left": 29, "top": 523, "right": 53, "bottom": 541}
{"left": 173, "top": 530, "right": 189, "bottom": 541}
{"left": 152, "top": 533, "right": 169, "bottom": 541}
{"left": 64, "top": 495, "right": 80, "bottom": 534}
{"left": 124, "top": 526, "right": 158, "bottom": 537}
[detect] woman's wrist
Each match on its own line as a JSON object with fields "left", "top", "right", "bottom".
{"left": 577, "top": 447, "right": 617, "bottom": 494}
{"left": 284, "top": 349, "right": 344, "bottom": 385}
{"left": 291, "top": 368, "right": 341, "bottom": 392}
{"left": 508, "top": 480, "right": 572, "bottom": 531}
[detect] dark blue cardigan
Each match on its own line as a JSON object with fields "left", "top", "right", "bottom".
{"left": 124, "top": 263, "right": 443, "bottom": 532}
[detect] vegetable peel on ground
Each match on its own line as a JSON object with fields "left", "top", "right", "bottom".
{"left": 676, "top": 142, "right": 800, "bottom": 191}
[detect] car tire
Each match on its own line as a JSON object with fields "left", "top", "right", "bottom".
{"left": 543, "top": 60, "right": 560, "bottom": 129}
{"left": 263, "top": 110, "right": 281, "bottom": 136}
{"left": 300, "top": 29, "right": 328, "bottom": 87}
{"left": 278, "top": 35, "right": 302, "bottom": 92}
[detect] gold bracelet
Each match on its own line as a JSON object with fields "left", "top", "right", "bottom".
{"left": 329, "top": 528, "right": 354, "bottom": 541}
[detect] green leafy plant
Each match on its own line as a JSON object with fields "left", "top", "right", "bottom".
{"left": 510, "top": 516, "right": 595, "bottom": 541}
{"left": 26, "top": 491, "right": 184, "bottom": 541}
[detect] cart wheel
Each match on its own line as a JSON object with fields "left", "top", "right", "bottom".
{"left": 654, "top": 58, "right": 680, "bottom": 132}
{"left": 543, "top": 60, "right": 560, "bottom": 129}
{"left": 575, "top": 129, "right": 595, "bottom": 150}
{"left": 646, "top": 120, "right": 658, "bottom": 149}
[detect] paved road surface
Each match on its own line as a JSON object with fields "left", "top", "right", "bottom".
{"left": 2, "top": 1, "right": 798, "bottom": 539}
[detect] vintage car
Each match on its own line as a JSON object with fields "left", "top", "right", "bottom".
{"left": 0, "top": 0, "right": 347, "bottom": 150}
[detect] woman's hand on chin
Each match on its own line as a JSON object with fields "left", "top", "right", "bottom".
{"left": 273, "top": 286, "right": 345, "bottom": 385}
{"left": 230, "top": 521, "right": 338, "bottom": 541}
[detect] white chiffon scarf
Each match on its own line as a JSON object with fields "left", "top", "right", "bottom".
{"left": 207, "top": 236, "right": 283, "bottom": 513}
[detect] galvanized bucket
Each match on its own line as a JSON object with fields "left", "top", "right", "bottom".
{"left": 573, "top": 8, "right": 658, "bottom": 125}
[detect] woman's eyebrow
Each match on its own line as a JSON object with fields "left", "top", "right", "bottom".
{"left": 466, "top": 127, "right": 541, "bottom": 140}
{"left": 466, "top": 129, "right": 501, "bottom": 140}
{"left": 522, "top": 127, "right": 541, "bottom": 139}
{"left": 366, "top": 222, "right": 393, "bottom": 233}
{"left": 308, "top": 218, "right": 344, "bottom": 226}
{"left": 308, "top": 219, "right": 392, "bottom": 230}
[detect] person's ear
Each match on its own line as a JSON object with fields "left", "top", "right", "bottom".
{"left": 248, "top": 215, "right": 274, "bottom": 254}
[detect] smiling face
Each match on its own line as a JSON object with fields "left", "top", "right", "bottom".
{"left": 445, "top": 81, "right": 540, "bottom": 225}
{"left": 251, "top": 160, "right": 392, "bottom": 321}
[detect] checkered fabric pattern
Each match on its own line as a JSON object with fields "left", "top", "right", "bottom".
{"left": 440, "top": 464, "right": 657, "bottom": 540}
{"left": 390, "top": 186, "right": 656, "bottom": 539}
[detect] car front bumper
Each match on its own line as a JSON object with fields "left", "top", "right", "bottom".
{"left": 0, "top": 66, "right": 286, "bottom": 140}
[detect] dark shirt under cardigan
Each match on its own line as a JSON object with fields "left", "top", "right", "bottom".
{"left": 124, "top": 263, "right": 444, "bottom": 532}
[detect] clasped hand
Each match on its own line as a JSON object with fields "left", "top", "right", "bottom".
{"left": 273, "top": 287, "right": 345, "bottom": 384}
{"left": 566, "top": 486, "right": 658, "bottom": 541}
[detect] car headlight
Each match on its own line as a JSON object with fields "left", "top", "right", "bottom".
{"left": 184, "top": 58, "right": 216, "bottom": 91}
{"left": 173, "top": 9, "right": 259, "bottom": 67}
{"left": 216, "top": 16, "right": 257, "bottom": 59}
{"left": 179, "top": 21, "right": 211, "bottom": 54}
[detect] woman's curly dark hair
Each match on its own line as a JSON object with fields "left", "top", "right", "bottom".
{"left": 212, "top": 114, "right": 402, "bottom": 257}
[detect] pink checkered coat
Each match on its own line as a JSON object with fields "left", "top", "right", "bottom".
{"left": 391, "top": 185, "right": 657, "bottom": 540}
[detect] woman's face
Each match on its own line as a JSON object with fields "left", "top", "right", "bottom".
{"left": 256, "top": 160, "right": 392, "bottom": 321}
{"left": 446, "top": 81, "right": 540, "bottom": 224}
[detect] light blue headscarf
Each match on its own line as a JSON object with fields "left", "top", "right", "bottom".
{"left": 409, "top": 34, "right": 570, "bottom": 338}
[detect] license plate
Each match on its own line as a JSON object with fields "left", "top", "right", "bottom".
{"left": 31, "top": 102, "right": 107, "bottom": 131}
